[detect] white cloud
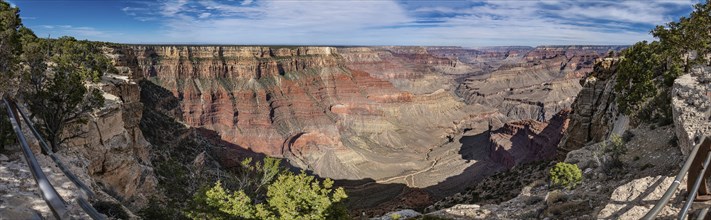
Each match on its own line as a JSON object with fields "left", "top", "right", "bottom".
{"left": 115, "top": 0, "right": 696, "bottom": 46}
{"left": 35, "top": 25, "right": 111, "bottom": 38}
{"left": 160, "top": 0, "right": 189, "bottom": 16}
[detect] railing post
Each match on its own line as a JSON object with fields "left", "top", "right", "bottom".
{"left": 680, "top": 150, "right": 711, "bottom": 219}
{"left": 643, "top": 136, "right": 710, "bottom": 219}
{"left": 687, "top": 137, "right": 711, "bottom": 202}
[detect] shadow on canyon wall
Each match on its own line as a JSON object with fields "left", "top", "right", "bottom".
{"left": 139, "top": 79, "right": 558, "bottom": 216}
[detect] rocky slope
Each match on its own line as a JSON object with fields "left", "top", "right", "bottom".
{"left": 425, "top": 123, "right": 683, "bottom": 220}
{"left": 422, "top": 54, "right": 711, "bottom": 220}
{"left": 62, "top": 47, "right": 159, "bottom": 210}
{"left": 0, "top": 47, "right": 158, "bottom": 218}
{"left": 98, "top": 45, "right": 621, "bottom": 215}
{"left": 456, "top": 46, "right": 624, "bottom": 123}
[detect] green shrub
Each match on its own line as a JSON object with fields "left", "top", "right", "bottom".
{"left": 389, "top": 213, "right": 402, "bottom": 220}
{"left": 549, "top": 162, "right": 582, "bottom": 190}
{"left": 187, "top": 169, "right": 349, "bottom": 220}
{"left": 607, "top": 134, "right": 627, "bottom": 162}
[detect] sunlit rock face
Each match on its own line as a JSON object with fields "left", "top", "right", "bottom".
{"left": 558, "top": 58, "right": 621, "bottom": 156}
{"left": 456, "top": 46, "right": 625, "bottom": 123}
{"left": 114, "top": 45, "right": 618, "bottom": 189}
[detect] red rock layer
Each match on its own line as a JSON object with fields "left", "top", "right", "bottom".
{"left": 118, "top": 46, "right": 407, "bottom": 158}
{"left": 489, "top": 109, "right": 571, "bottom": 168}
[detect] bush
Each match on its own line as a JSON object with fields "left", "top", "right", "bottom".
{"left": 607, "top": 134, "right": 627, "bottom": 162}
{"left": 92, "top": 201, "right": 129, "bottom": 219}
{"left": 187, "top": 168, "right": 349, "bottom": 220}
{"left": 549, "top": 162, "right": 582, "bottom": 190}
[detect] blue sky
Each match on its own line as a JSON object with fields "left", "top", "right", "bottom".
{"left": 8, "top": 0, "right": 700, "bottom": 46}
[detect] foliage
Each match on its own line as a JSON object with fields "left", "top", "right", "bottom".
{"left": 0, "top": 0, "right": 22, "bottom": 94}
{"left": 188, "top": 162, "right": 349, "bottom": 220}
{"left": 389, "top": 213, "right": 402, "bottom": 220}
{"left": 187, "top": 180, "right": 256, "bottom": 220}
{"left": 0, "top": 112, "right": 14, "bottom": 150}
{"left": 549, "top": 162, "right": 582, "bottom": 190}
{"left": 616, "top": 1, "right": 711, "bottom": 119}
{"left": 606, "top": 134, "right": 627, "bottom": 162}
{"left": 615, "top": 41, "right": 665, "bottom": 115}
{"left": 92, "top": 201, "right": 130, "bottom": 220}
{"left": 21, "top": 36, "right": 111, "bottom": 152}
{"left": 234, "top": 157, "right": 283, "bottom": 202}
{"left": 652, "top": 1, "right": 711, "bottom": 71}
{"left": 260, "top": 171, "right": 348, "bottom": 220}
{"left": 4, "top": 3, "right": 117, "bottom": 153}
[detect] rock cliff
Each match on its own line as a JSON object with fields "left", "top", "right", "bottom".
{"left": 489, "top": 109, "right": 570, "bottom": 168}
{"left": 102, "top": 45, "right": 622, "bottom": 214}
{"left": 117, "top": 45, "right": 505, "bottom": 185}
{"left": 672, "top": 65, "right": 711, "bottom": 155}
{"left": 558, "top": 58, "right": 622, "bottom": 156}
{"left": 456, "top": 46, "right": 622, "bottom": 123}
{"left": 60, "top": 47, "right": 158, "bottom": 210}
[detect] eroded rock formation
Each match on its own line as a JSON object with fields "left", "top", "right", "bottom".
{"left": 672, "top": 65, "right": 711, "bottom": 155}
{"left": 558, "top": 58, "right": 621, "bottom": 156}
{"left": 490, "top": 109, "right": 571, "bottom": 168}
{"left": 61, "top": 47, "right": 158, "bottom": 210}
{"left": 98, "top": 45, "right": 621, "bottom": 213}
{"left": 456, "top": 46, "right": 623, "bottom": 123}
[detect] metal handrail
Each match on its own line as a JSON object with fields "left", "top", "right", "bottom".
{"left": 14, "top": 99, "right": 96, "bottom": 198}
{"left": 11, "top": 99, "right": 105, "bottom": 220}
{"left": 695, "top": 207, "right": 709, "bottom": 220}
{"left": 643, "top": 136, "right": 710, "bottom": 219}
{"left": 680, "top": 150, "right": 711, "bottom": 219}
{"left": 79, "top": 197, "right": 106, "bottom": 220}
{"left": 3, "top": 99, "right": 69, "bottom": 220}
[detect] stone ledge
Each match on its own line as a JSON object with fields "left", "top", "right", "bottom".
{"left": 672, "top": 71, "right": 711, "bottom": 156}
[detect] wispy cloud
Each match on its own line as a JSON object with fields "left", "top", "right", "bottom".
{"left": 35, "top": 25, "right": 112, "bottom": 38}
{"left": 114, "top": 0, "right": 697, "bottom": 45}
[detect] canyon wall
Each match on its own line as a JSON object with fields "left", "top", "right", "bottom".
{"left": 114, "top": 45, "right": 620, "bottom": 192}
{"left": 558, "top": 58, "right": 621, "bottom": 155}
{"left": 58, "top": 47, "right": 158, "bottom": 210}
{"left": 456, "top": 46, "right": 624, "bottom": 123}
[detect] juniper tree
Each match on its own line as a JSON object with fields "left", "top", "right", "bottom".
{"left": 0, "top": 0, "right": 22, "bottom": 94}
{"left": 22, "top": 36, "right": 112, "bottom": 152}
{"left": 0, "top": 1, "right": 22, "bottom": 150}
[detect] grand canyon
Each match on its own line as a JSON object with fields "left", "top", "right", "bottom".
{"left": 3, "top": 0, "right": 711, "bottom": 219}
{"left": 103, "top": 45, "right": 623, "bottom": 211}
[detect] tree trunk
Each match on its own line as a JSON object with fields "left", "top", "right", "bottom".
{"left": 50, "top": 136, "right": 58, "bottom": 153}
{"left": 0, "top": 113, "right": 5, "bottom": 152}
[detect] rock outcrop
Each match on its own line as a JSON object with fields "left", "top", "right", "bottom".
{"left": 489, "top": 109, "right": 571, "bottom": 168}
{"left": 672, "top": 65, "right": 711, "bottom": 155}
{"left": 558, "top": 58, "right": 622, "bottom": 156}
{"left": 60, "top": 47, "right": 158, "bottom": 210}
